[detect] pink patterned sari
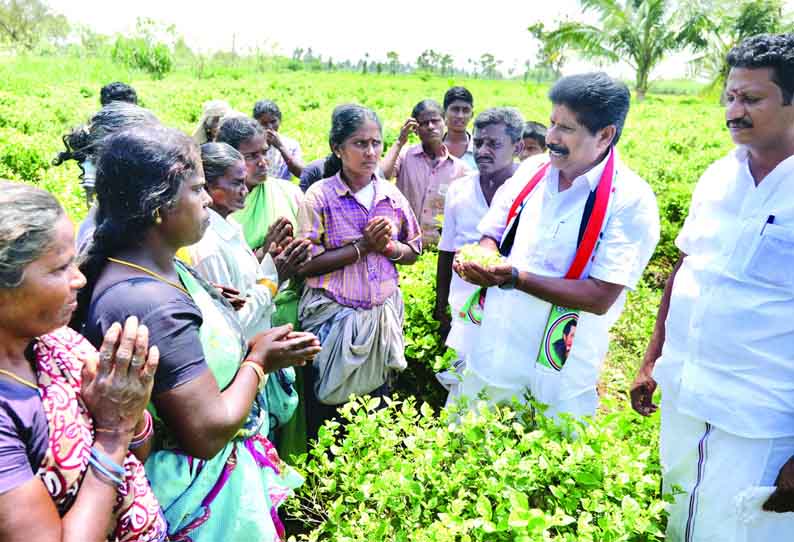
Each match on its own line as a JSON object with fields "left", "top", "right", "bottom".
{"left": 33, "top": 327, "right": 167, "bottom": 542}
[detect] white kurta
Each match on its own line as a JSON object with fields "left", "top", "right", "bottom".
{"left": 462, "top": 152, "right": 660, "bottom": 417}
{"left": 654, "top": 147, "right": 794, "bottom": 541}
{"left": 185, "top": 208, "right": 279, "bottom": 341}
{"left": 654, "top": 147, "right": 794, "bottom": 439}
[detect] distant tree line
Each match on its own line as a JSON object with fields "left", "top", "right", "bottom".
{"left": 1, "top": 0, "right": 791, "bottom": 90}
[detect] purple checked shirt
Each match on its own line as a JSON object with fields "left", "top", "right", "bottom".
{"left": 298, "top": 174, "right": 422, "bottom": 309}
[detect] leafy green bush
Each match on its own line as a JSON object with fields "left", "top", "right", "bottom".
{"left": 0, "top": 129, "right": 50, "bottom": 182}
{"left": 288, "top": 396, "right": 665, "bottom": 541}
{"left": 395, "top": 250, "right": 452, "bottom": 407}
{"left": 112, "top": 36, "right": 173, "bottom": 79}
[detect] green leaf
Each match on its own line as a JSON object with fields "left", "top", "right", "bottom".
{"left": 475, "top": 495, "right": 493, "bottom": 520}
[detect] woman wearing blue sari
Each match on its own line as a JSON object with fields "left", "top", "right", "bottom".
{"left": 72, "top": 125, "right": 321, "bottom": 541}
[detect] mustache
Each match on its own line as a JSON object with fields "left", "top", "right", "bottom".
{"left": 547, "top": 143, "right": 570, "bottom": 156}
{"left": 727, "top": 118, "right": 753, "bottom": 129}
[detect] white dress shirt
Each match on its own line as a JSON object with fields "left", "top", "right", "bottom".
{"left": 467, "top": 151, "right": 660, "bottom": 409}
{"left": 438, "top": 172, "right": 490, "bottom": 355}
{"left": 438, "top": 173, "right": 490, "bottom": 313}
{"left": 654, "top": 147, "right": 794, "bottom": 439}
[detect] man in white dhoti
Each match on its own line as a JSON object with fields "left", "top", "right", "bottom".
{"left": 454, "top": 72, "right": 659, "bottom": 419}
{"left": 631, "top": 33, "right": 794, "bottom": 541}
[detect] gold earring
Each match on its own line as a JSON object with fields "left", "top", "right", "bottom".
{"left": 154, "top": 208, "right": 162, "bottom": 225}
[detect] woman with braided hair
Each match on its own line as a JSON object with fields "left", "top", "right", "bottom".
{"left": 52, "top": 102, "right": 159, "bottom": 251}
{"left": 73, "top": 124, "right": 320, "bottom": 541}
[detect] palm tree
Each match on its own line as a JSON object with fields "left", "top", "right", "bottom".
{"left": 537, "top": 0, "right": 709, "bottom": 100}
{"left": 691, "top": 0, "right": 790, "bottom": 88}
{"left": 386, "top": 51, "right": 399, "bottom": 75}
{"left": 440, "top": 54, "right": 454, "bottom": 76}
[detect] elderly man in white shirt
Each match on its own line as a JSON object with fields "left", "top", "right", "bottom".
{"left": 454, "top": 72, "right": 660, "bottom": 419}
{"left": 631, "top": 34, "right": 794, "bottom": 541}
{"left": 434, "top": 107, "right": 526, "bottom": 396}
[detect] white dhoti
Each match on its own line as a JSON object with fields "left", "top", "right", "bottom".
{"left": 453, "top": 285, "right": 616, "bottom": 421}
{"left": 661, "top": 396, "right": 794, "bottom": 542}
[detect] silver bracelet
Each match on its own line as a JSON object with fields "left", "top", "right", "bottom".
{"left": 388, "top": 244, "right": 402, "bottom": 262}
{"left": 352, "top": 241, "right": 362, "bottom": 262}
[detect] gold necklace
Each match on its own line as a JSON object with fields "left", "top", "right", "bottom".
{"left": 107, "top": 257, "right": 190, "bottom": 296}
{"left": 0, "top": 369, "right": 37, "bottom": 390}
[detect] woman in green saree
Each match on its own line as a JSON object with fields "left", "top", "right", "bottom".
{"left": 216, "top": 115, "right": 308, "bottom": 458}
{"left": 73, "top": 125, "right": 321, "bottom": 542}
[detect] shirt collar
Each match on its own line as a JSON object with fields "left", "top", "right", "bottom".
{"left": 331, "top": 173, "right": 390, "bottom": 203}
{"left": 442, "top": 131, "right": 474, "bottom": 153}
{"left": 734, "top": 145, "right": 750, "bottom": 163}
{"left": 407, "top": 142, "right": 452, "bottom": 162}
{"left": 550, "top": 148, "right": 616, "bottom": 191}
{"left": 208, "top": 208, "right": 240, "bottom": 242}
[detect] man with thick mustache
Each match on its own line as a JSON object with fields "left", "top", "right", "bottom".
{"left": 454, "top": 72, "right": 659, "bottom": 419}
{"left": 631, "top": 33, "right": 794, "bottom": 540}
{"left": 433, "top": 107, "right": 526, "bottom": 383}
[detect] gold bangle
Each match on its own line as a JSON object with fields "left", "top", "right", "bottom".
{"left": 241, "top": 361, "right": 266, "bottom": 390}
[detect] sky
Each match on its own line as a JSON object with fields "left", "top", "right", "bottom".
{"left": 49, "top": 0, "right": 794, "bottom": 80}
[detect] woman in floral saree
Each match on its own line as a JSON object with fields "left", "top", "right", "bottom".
{"left": 0, "top": 182, "right": 165, "bottom": 542}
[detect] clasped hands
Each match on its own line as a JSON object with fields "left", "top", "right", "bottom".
{"left": 254, "top": 217, "right": 313, "bottom": 283}
{"left": 357, "top": 216, "right": 398, "bottom": 256}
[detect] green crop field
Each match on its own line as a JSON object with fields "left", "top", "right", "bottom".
{"left": 0, "top": 54, "right": 736, "bottom": 540}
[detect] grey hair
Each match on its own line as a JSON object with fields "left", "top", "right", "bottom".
{"left": 0, "top": 181, "right": 64, "bottom": 289}
{"left": 216, "top": 115, "right": 264, "bottom": 151}
{"left": 473, "top": 107, "right": 526, "bottom": 143}
{"left": 200, "top": 142, "right": 244, "bottom": 184}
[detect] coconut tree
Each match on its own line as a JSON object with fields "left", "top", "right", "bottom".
{"left": 535, "top": 0, "right": 709, "bottom": 100}
{"left": 692, "top": 0, "right": 791, "bottom": 88}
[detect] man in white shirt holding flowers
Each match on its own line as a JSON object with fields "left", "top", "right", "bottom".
{"left": 455, "top": 72, "right": 659, "bottom": 419}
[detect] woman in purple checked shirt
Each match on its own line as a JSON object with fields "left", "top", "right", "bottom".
{"left": 296, "top": 104, "right": 422, "bottom": 440}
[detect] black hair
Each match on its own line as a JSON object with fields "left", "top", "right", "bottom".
{"left": 71, "top": 125, "right": 200, "bottom": 330}
{"left": 522, "top": 121, "right": 548, "bottom": 149}
{"left": 548, "top": 72, "right": 630, "bottom": 146}
{"left": 200, "top": 142, "right": 244, "bottom": 185}
{"left": 323, "top": 104, "right": 382, "bottom": 178}
{"left": 412, "top": 99, "right": 444, "bottom": 120}
{"left": 252, "top": 99, "right": 282, "bottom": 121}
{"left": 100, "top": 82, "right": 138, "bottom": 106}
{"left": 563, "top": 319, "right": 577, "bottom": 336}
{"left": 727, "top": 33, "right": 794, "bottom": 105}
{"left": 473, "top": 107, "right": 525, "bottom": 143}
{"left": 443, "top": 86, "right": 474, "bottom": 110}
{"left": 216, "top": 115, "right": 265, "bottom": 151}
{"left": 53, "top": 102, "right": 159, "bottom": 167}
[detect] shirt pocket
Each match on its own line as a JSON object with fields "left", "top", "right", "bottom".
{"left": 744, "top": 223, "right": 794, "bottom": 289}
{"left": 541, "top": 219, "right": 580, "bottom": 275}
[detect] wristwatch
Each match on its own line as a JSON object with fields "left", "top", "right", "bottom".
{"left": 498, "top": 267, "right": 519, "bottom": 290}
